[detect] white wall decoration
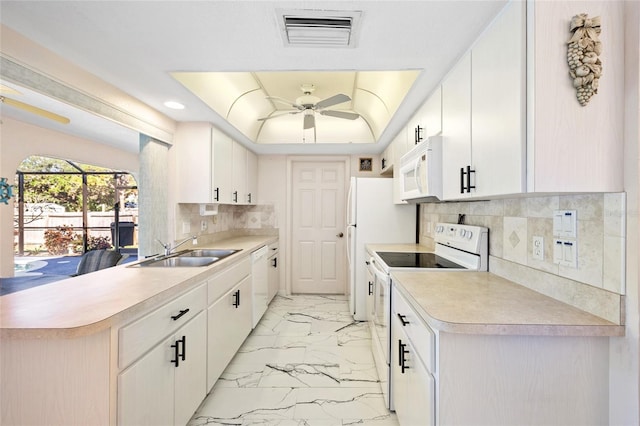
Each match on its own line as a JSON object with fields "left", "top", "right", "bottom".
{"left": 567, "top": 14, "right": 603, "bottom": 106}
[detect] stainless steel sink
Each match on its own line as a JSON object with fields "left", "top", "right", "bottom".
{"left": 134, "top": 256, "right": 219, "bottom": 267}
{"left": 178, "top": 249, "right": 240, "bottom": 259}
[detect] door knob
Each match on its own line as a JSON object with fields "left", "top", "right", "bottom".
{"left": 336, "top": 232, "right": 344, "bottom": 238}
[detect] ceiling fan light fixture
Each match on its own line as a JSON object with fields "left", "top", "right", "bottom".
{"left": 278, "top": 9, "right": 362, "bottom": 48}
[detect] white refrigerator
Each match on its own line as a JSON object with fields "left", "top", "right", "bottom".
{"left": 346, "top": 177, "right": 416, "bottom": 320}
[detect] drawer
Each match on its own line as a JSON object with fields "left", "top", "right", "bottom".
{"left": 392, "top": 285, "right": 436, "bottom": 373}
{"left": 208, "top": 257, "right": 251, "bottom": 304}
{"left": 268, "top": 241, "right": 279, "bottom": 254}
{"left": 119, "top": 283, "right": 206, "bottom": 368}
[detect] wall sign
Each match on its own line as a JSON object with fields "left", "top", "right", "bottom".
{"left": 359, "top": 158, "right": 372, "bottom": 172}
{"left": 567, "top": 13, "right": 602, "bottom": 106}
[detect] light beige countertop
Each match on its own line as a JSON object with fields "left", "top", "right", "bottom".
{"left": 391, "top": 270, "right": 624, "bottom": 337}
{"left": 366, "top": 243, "right": 432, "bottom": 254}
{"left": 0, "top": 235, "right": 276, "bottom": 338}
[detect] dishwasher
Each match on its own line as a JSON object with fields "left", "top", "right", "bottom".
{"left": 251, "top": 246, "right": 269, "bottom": 328}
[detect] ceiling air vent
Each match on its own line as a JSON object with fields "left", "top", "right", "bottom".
{"left": 278, "top": 10, "right": 362, "bottom": 47}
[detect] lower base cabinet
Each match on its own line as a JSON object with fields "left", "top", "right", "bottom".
{"left": 391, "top": 284, "right": 611, "bottom": 425}
{"left": 391, "top": 291, "right": 435, "bottom": 426}
{"left": 118, "top": 311, "right": 207, "bottom": 426}
{"left": 207, "top": 274, "right": 253, "bottom": 390}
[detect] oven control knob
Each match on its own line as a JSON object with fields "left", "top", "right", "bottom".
{"left": 458, "top": 229, "right": 466, "bottom": 238}
{"left": 466, "top": 231, "right": 473, "bottom": 240}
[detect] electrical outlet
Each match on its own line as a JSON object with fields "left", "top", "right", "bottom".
{"left": 200, "top": 220, "right": 207, "bottom": 231}
{"left": 532, "top": 236, "right": 544, "bottom": 260}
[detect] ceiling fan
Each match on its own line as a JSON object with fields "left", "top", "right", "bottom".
{"left": 258, "top": 83, "right": 360, "bottom": 131}
{"left": 0, "top": 84, "right": 70, "bottom": 125}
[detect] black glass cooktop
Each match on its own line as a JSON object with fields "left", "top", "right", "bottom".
{"left": 376, "top": 252, "right": 466, "bottom": 269}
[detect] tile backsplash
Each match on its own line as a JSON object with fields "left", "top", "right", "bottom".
{"left": 175, "top": 203, "right": 277, "bottom": 245}
{"left": 419, "top": 193, "right": 626, "bottom": 324}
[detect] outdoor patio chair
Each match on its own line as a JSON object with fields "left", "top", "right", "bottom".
{"left": 75, "top": 249, "right": 123, "bottom": 276}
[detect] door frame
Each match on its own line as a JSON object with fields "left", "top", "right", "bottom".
{"left": 285, "top": 155, "right": 351, "bottom": 296}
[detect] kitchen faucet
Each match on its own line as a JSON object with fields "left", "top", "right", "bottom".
{"left": 156, "top": 235, "right": 198, "bottom": 257}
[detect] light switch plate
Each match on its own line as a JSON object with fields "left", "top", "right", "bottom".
{"left": 553, "top": 238, "right": 577, "bottom": 268}
{"left": 553, "top": 210, "right": 577, "bottom": 238}
{"left": 182, "top": 221, "right": 190, "bottom": 234}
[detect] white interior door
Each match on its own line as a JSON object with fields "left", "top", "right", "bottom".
{"left": 291, "top": 160, "right": 346, "bottom": 294}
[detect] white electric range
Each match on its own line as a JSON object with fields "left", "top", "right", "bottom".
{"left": 367, "top": 222, "right": 489, "bottom": 409}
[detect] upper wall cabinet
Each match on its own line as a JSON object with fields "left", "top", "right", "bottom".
{"left": 423, "top": 85, "right": 442, "bottom": 139}
{"left": 442, "top": 0, "right": 526, "bottom": 200}
{"left": 526, "top": 0, "right": 624, "bottom": 193}
{"left": 175, "top": 122, "right": 214, "bottom": 204}
{"left": 175, "top": 122, "right": 257, "bottom": 205}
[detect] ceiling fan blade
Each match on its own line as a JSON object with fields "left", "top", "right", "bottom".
{"left": 257, "top": 110, "right": 300, "bottom": 121}
{"left": 314, "top": 93, "right": 351, "bottom": 110}
{"left": 266, "top": 96, "right": 304, "bottom": 110}
{"left": 319, "top": 110, "right": 360, "bottom": 120}
{"left": 303, "top": 113, "right": 315, "bottom": 130}
{"left": 1, "top": 96, "right": 70, "bottom": 124}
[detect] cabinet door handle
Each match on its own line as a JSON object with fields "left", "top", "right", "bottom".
{"left": 233, "top": 289, "right": 240, "bottom": 308}
{"left": 381, "top": 158, "right": 386, "bottom": 170}
{"left": 400, "top": 340, "right": 410, "bottom": 373}
{"left": 233, "top": 191, "right": 238, "bottom": 202}
{"left": 247, "top": 193, "right": 252, "bottom": 203}
{"left": 171, "top": 308, "right": 190, "bottom": 321}
{"left": 171, "top": 340, "right": 180, "bottom": 367}
{"left": 368, "top": 281, "right": 374, "bottom": 296}
{"left": 461, "top": 165, "right": 476, "bottom": 193}
{"left": 214, "top": 187, "right": 219, "bottom": 201}
{"left": 272, "top": 258, "right": 277, "bottom": 268}
{"left": 179, "top": 335, "right": 186, "bottom": 362}
{"left": 397, "top": 313, "right": 410, "bottom": 326}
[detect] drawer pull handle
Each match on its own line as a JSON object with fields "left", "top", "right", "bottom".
{"left": 399, "top": 340, "right": 410, "bottom": 373}
{"left": 171, "top": 308, "right": 190, "bottom": 321}
{"left": 397, "top": 313, "right": 410, "bottom": 326}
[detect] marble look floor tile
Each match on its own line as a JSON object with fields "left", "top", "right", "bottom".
{"left": 293, "top": 388, "right": 389, "bottom": 421}
{"left": 190, "top": 388, "right": 297, "bottom": 425}
{"left": 214, "top": 363, "right": 265, "bottom": 388}
{"left": 258, "top": 363, "right": 341, "bottom": 388}
{"left": 189, "top": 295, "right": 398, "bottom": 426}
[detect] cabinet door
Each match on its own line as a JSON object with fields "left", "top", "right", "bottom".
{"left": 404, "top": 338, "right": 436, "bottom": 426}
{"left": 471, "top": 0, "right": 526, "bottom": 197}
{"left": 391, "top": 310, "right": 409, "bottom": 418}
{"left": 118, "top": 336, "right": 175, "bottom": 426}
{"left": 423, "top": 85, "right": 442, "bottom": 138}
{"left": 174, "top": 311, "right": 207, "bottom": 426}
{"left": 365, "top": 263, "right": 375, "bottom": 325}
{"left": 232, "top": 141, "right": 247, "bottom": 204}
{"left": 212, "top": 129, "right": 233, "bottom": 203}
{"left": 175, "top": 122, "right": 213, "bottom": 203}
{"left": 441, "top": 52, "right": 472, "bottom": 200}
{"left": 246, "top": 149, "right": 258, "bottom": 204}
{"left": 207, "top": 276, "right": 253, "bottom": 390}
{"left": 268, "top": 254, "right": 279, "bottom": 302}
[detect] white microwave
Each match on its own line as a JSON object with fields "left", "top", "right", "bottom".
{"left": 399, "top": 136, "right": 443, "bottom": 202}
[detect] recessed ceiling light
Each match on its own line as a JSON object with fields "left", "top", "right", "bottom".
{"left": 164, "top": 101, "right": 185, "bottom": 110}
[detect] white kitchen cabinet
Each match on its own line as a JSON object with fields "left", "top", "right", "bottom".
{"left": 380, "top": 143, "right": 393, "bottom": 176}
{"left": 231, "top": 141, "right": 258, "bottom": 205}
{"left": 441, "top": 51, "right": 472, "bottom": 200}
{"left": 251, "top": 245, "right": 269, "bottom": 328}
{"left": 267, "top": 240, "right": 280, "bottom": 303}
{"left": 441, "top": 1, "right": 525, "bottom": 200}
{"left": 175, "top": 122, "right": 258, "bottom": 204}
{"left": 391, "top": 282, "right": 610, "bottom": 425}
{"left": 391, "top": 131, "right": 411, "bottom": 204}
{"left": 365, "top": 259, "right": 375, "bottom": 324}
{"left": 246, "top": 148, "right": 258, "bottom": 204}
{"left": 118, "top": 308, "right": 207, "bottom": 426}
{"left": 206, "top": 257, "right": 252, "bottom": 390}
{"left": 174, "top": 122, "right": 214, "bottom": 203}
{"left": 391, "top": 303, "right": 435, "bottom": 426}
{"left": 423, "top": 85, "right": 442, "bottom": 139}
{"left": 212, "top": 128, "right": 233, "bottom": 203}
